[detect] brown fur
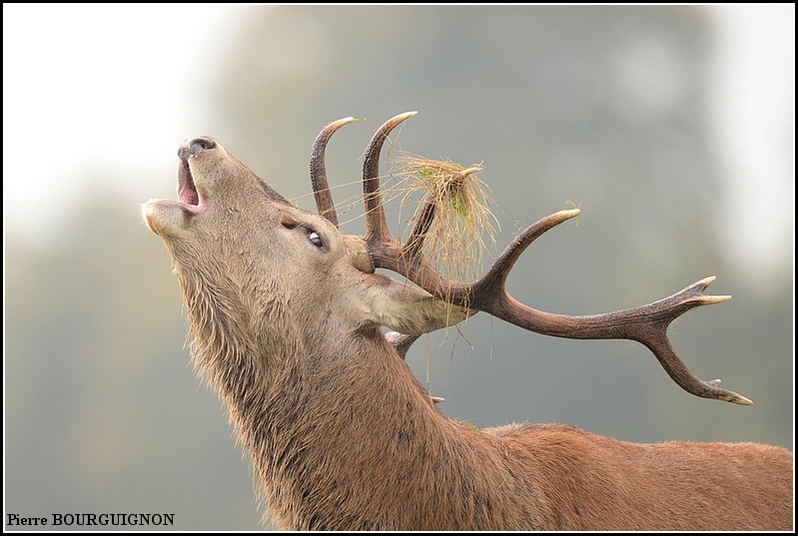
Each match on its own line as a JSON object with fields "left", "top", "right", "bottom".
{"left": 142, "top": 134, "right": 793, "bottom": 530}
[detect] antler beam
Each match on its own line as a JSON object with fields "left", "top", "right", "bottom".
{"left": 310, "top": 113, "right": 752, "bottom": 405}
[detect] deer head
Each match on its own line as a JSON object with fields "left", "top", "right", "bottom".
{"left": 141, "top": 113, "right": 790, "bottom": 530}
{"left": 142, "top": 121, "right": 473, "bottom": 385}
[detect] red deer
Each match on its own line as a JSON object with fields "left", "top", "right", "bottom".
{"left": 142, "top": 113, "right": 793, "bottom": 530}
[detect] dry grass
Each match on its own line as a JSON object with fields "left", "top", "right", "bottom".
{"left": 388, "top": 153, "right": 500, "bottom": 284}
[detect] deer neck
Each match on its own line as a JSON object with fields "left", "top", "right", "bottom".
{"left": 178, "top": 271, "right": 457, "bottom": 527}
{"left": 264, "top": 338, "right": 471, "bottom": 527}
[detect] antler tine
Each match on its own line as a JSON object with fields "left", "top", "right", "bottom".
{"left": 310, "top": 117, "right": 359, "bottom": 227}
{"left": 404, "top": 166, "right": 484, "bottom": 261}
{"left": 363, "top": 111, "right": 417, "bottom": 247}
{"left": 474, "top": 209, "right": 582, "bottom": 298}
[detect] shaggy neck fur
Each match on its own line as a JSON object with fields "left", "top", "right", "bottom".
{"left": 176, "top": 259, "right": 555, "bottom": 530}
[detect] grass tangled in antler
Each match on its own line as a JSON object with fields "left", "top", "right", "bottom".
{"left": 390, "top": 154, "right": 500, "bottom": 286}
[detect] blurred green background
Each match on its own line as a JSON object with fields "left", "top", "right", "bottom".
{"left": 4, "top": 5, "right": 793, "bottom": 531}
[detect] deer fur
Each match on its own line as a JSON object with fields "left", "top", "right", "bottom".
{"left": 143, "top": 126, "right": 793, "bottom": 531}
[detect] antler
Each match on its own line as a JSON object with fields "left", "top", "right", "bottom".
{"left": 311, "top": 113, "right": 752, "bottom": 405}
{"left": 309, "top": 117, "right": 360, "bottom": 227}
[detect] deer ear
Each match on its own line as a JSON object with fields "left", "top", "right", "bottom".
{"left": 362, "top": 275, "right": 471, "bottom": 335}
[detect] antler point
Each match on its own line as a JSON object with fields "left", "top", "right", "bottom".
{"left": 325, "top": 117, "right": 359, "bottom": 129}
{"left": 705, "top": 294, "right": 732, "bottom": 304}
{"left": 556, "top": 208, "right": 581, "bottom": 221}
{"left": 690, "top": 276, "right": 730, "bottom": 303}
{"left": 394, "top": 111, "right": 418, "bottom": 121}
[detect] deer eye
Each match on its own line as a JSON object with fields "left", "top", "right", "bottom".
{"left": 306, "top": 228, "right": 323, "bottom": 249}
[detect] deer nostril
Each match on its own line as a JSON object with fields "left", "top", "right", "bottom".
{"left": 187, "top": 137, "right": 215, "bottom": 157}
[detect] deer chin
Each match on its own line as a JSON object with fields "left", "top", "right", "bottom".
{"left": 141, "top": 197, "right": 204, "bottom": 237}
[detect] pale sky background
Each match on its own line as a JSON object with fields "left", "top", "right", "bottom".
{"left": 2, "top": 6, "right": 793, "bottom": 530}
{"left": 3, "top": 4, "right": 794, "bottom": 283}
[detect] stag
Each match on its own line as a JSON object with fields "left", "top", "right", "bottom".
{"left": 142, "top": 113, "right": 793, "bottom": 530}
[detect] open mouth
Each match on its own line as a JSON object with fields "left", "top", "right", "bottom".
{"left": 141, "top": 141, "right": 209, "bottom": 235}
{"left": 169, "top": 147, "right": 208, "bottom": 217}
{"left": 178, "top": 156, "right": 201, "bottom": 207}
